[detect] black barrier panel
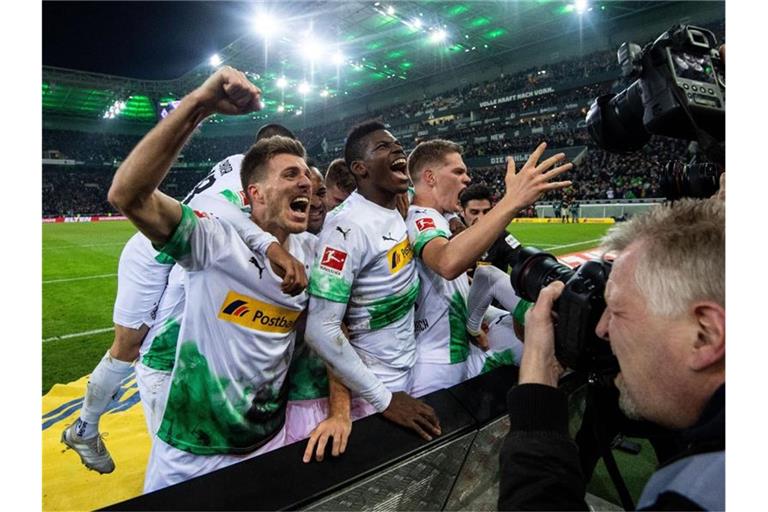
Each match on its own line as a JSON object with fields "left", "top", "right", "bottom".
{"left": 106, "top": 368, "right": 588, "bottom": 511}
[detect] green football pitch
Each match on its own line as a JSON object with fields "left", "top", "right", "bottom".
{"left": 41, "top": 220, "right": 611, "bottom": 394}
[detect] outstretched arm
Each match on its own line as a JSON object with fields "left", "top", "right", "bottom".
{"left": 420, "top": 143, "right": 572, "bottom": 279}
{"left": 108, "top": 66, "right": 261, "bottom": 245}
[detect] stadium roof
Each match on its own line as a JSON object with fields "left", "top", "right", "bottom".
{"left": 42, "top": 1, "right": 721, "bottom": 124}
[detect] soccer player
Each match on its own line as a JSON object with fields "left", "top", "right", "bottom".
{"left": 405, "top": 140, "right": 572, "bottom": 396}
{"left": 307, "top": 166, "right": 327, "bottom": 235}
{"left": 61, "top": 123, "right": 306, "bottom": 474}
{"left": 305, "top": 120, "right": 441, "bottom": 441}
{"left": 459, "top": 183, "right": 519, "bottom": 273}
{"left": 323, "top": 158, "right": 356, "bottom": 211}
{"left": 107, "top": 66, "right": 316, "bottom": 491}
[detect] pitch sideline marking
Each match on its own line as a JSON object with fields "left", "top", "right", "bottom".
{"left": 43, "top": 327, "right": 115, "bottom": 343}
{"left": 532, "top": 239, "right": 603, "bottom": 251}
{"left": 43, "top": 273, "right": 117, "bottom": 284}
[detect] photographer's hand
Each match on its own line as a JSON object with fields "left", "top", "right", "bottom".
{"left": 519, "top": 281, "right": 566, "bottom": 387}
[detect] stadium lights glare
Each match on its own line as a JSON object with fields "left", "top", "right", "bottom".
{"left": 429, "top": 29, "right": 448, "bottom": 43}
{"left": 298, "top": 82, "right": 311, "bottom": 95}
{"left": 103, "top": 98, "right": 128, "bottom": 119}
{"left": 574, "top": 0, "right": 588, "bottom": 14}
{"left": 295, "top": 109, "right": 303, "bottom": 116}
{"left": 209, "top": 54, "right": 222, "bottom": 66}
{"left": 320, "top": 89, "right": 330, "bottom": 97}
{"left": 301, "top": 36, "right": 325, "bottom": 61}
{"left": 276, "top": 77, "right": 288, "bottom": 89}
{"left": 411, "top": 18, "right": 422, "bottom": 29}
{"left": 277, "top": 104, "right": 285, "bottom": 113}
{"left": 387, "top": 6, "right": 395, "bottom": 15}
{"left": 253, "top": 13, "right": 278, "bottom": 38}
{"left": 332, "top": 51, "right": 345, "bottom": 66}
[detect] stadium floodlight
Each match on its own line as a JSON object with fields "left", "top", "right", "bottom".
{"left": 300, "top": 35, "right": 325, "bottom": 61}
{"left": 295, "top": 109, "right": 303, "bottom": 116}
{"left": 277, "top": 104, "right": 285, "bottom": 113}
{"left": 253, "top": 12, "right": 278, "bottom": 38}
{"left": 298, "top": 82, "right": 311, "bottom": 95}
{"left": 209, "top": 54, "right": 222, "bottom": 66}
{"left": 429, "top": 29, "right": 448, "bottom": 43}
{"left": 387, "top": 5, "right": 395, "bottom": 15}
{"left": 411, "top": 18, "right": 423, "bottom": 29}
{"left": 320, "top": 89, "right": 330, "bottom": 97}
{"left": 276, "top": 76, "right": 288, "bottom": 89}
{"left": 332, "top": 51, "right": 345, "bottom": 66}
{"left": 574, "top": 0, "right": 588, "bottom": 14}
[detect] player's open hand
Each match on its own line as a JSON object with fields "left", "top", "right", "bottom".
{"left": 193, "top": 66, "right": 262, "bottom": 116}
{"left": 382, "top": 392, "right": 441, "bottom": 441}
{"left": 302, "top": 413, "right": 352, "bottom": 463}
{"left": 501, "top": 142, "right": 573, "bottom": 212}
{"left": 265, "top": 242, "right": 308, "bottom": 296}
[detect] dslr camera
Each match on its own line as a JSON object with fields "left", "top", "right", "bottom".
{"left": 586, "top": 25, "right": 725, "bottom": 199}
{"left": 508, "top": 246, "right": 618, "bottom": 376}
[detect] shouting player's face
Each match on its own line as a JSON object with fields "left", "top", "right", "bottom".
{"left": 259, "top": 153, "right": 312, "bottom": 235}
{"left": 428, "top": 151, "right": 471, "bottom": 214}
{"left": 361, "top": 130, "right": 409, "bottom": 195}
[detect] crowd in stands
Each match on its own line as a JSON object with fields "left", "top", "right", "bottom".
{"left": 42, "top": 21, "right": 722, "bottom": 216}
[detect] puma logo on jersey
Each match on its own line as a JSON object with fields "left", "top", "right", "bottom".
{"left": 387, "top": 238, "right": 413, "bottom": 274}
{"left": 219, "top": 291, "right": 300, "bottom": 333}
{"left": 250, "top": 256, "right": 265, "bottom": 279}
{"left": 415, "top": 217, "right": 436, "bottom": 232}
{"left": 336, "top": 226, "right": 351, "bottom": 240}
{"left": 382, "top": 232, "right": 397, "bottom": 242}
{"left": 320, "top": 246, "right": 348, "bottom": 273}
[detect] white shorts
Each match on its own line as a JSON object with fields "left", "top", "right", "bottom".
{"left": 134, "top": 362, "right": 171, "bottom": 437}
{"left": 283, "top": 397, "right": 376, "bottom": 446}
{"left": 144, "top": 425, "right": 289, "bottom": 494}
{"left": 113, "top": 232, "right": 174, "bottom": 329}
{"left": 466, "top": 314, "right": 524, "bottom": 378}
{"left": 409, "top": 360, "right": 467, "bottom": 397}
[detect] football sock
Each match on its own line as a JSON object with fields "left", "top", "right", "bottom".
{"left": 76, "top": 350, "right": 134, "bottom": 438}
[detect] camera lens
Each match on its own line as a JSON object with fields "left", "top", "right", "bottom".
{"left": 586, "top": 81, "right": 651, "bottom": 152}
{"left": 509, "top": 247, "right": 574, "bottom": 303}
{"left": 660, "top": 160, "right": 723, "bottom": 200}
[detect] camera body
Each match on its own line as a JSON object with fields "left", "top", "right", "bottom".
{"left": 509, "top": 247, "right": 618, "bottom": 375}
{"left": 586, "top": 25, "right": 724, "bottom": 199}
{"left": 587, "top": 24, "right": 724, "bottom": 151}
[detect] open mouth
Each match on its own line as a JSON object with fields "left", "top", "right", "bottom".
{"left": 390, "top": 157, "right": 408, "bottom": 176}
{"left": 289, "top": 196, "right": 309, "bottom": 213}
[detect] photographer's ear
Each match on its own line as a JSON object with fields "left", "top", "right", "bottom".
{"left": 688, "top": 301, "right": 725, "bottom": 371}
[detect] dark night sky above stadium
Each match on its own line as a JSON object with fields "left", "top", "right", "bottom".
{"left": 43, "top": 2, "right": 252, "bottom": 79}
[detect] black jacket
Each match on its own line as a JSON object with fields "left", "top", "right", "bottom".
{"left": 498, "top": 383, "right": 725, "bottom": 511}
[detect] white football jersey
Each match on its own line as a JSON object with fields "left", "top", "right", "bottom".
{"left": 406, "top": 206, "right": 471, "bottom": 365}
{"left": 154, "top": 204, "right": 315, "bottom": 455}
{"left": 308, "top": 191, "right": 420, "bottom": 373}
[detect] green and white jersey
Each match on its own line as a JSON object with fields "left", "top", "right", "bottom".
{"left": 155, "top": 204, "right": 315, "bottom": 456}
{"left": 139, "top": 264, "right": 186, "bottom": 372}
{"left": 406, "top": 206, "right": 471, "bottom": 365}
{"left": 308, "top": 191, "right": 421, "bottom": 372}
{"left": 182, "top": 154, "right": 248, "bottom": 212}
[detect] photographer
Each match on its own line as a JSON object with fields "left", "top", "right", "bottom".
{"left": 498, "top": 198, "right": 724, "bottom": 510}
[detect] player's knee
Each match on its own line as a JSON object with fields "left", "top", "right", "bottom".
{"left": 110, "top": 324, "right": 149, "bottom": 361}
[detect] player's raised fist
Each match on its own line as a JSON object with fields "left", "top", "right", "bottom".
{"left": 192, "top": 66, "right": 262, "bottom": 116}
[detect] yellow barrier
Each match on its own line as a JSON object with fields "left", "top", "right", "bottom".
{"left": 509, "top": 217, "right": 615, "bottom": 224}
{"left": 42, "top": 375, "right": 149, "bottom": 511}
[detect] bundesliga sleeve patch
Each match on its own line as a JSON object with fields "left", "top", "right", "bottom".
{"left": 319, "top": 246, "right": 348, "bottom": 272}
{"left": 415, "top": 217, "right": 436, "bottom": 232}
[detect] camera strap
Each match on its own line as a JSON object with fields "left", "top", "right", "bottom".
{"left": 587, "top": 380, "right": 636, "bottom": 510}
